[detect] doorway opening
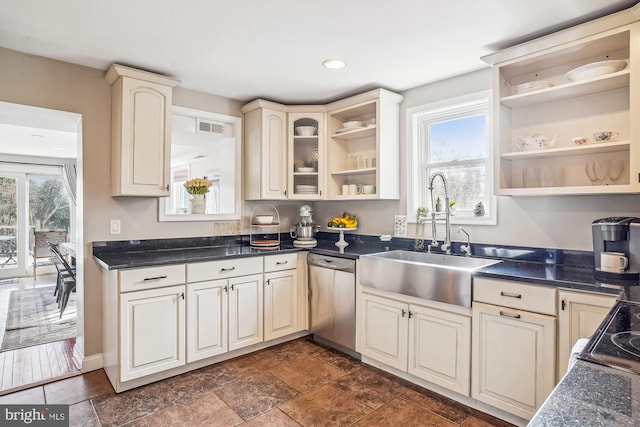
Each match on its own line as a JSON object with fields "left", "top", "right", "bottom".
{"left": 0, "top": 102, "right": 82, "bottom": 394}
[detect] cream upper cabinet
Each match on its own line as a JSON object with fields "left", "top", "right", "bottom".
{"left": 105, "top": 64, "right": 180, "bottom": 197}
{"left": 483, "top": 20, "right": 640, "bottom": 196}
{"left": 241, "top": 88, "right": 402, "bottom": 201}
{"left": 325, "top": 89, "right": 403, "bottom": 200}
{"left": 288, "top": 110, "right": 325, "bottom": 200}
{"left": 557, "top": 289, "right": 617, "bottom": 379}
{"left": 242, "top": 100, "right": 288, "bottom": 200}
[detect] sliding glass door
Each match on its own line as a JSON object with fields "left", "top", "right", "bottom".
{"left": 0, "top": 166, "right": 72, "bottom": 278}
{"left": 0, "top": 173, "right": 25, "bottom": 278}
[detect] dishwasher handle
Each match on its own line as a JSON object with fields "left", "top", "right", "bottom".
{"left": 307, "top": 253, "right": 355, "bottom": 273}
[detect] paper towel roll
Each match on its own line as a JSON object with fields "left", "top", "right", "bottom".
{"left": 568, "top": 338, "right": 590, "bottom": 371}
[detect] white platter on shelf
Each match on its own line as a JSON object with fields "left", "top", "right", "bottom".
{"left": 566, "top": 60, "right": 628, "bottom": 82}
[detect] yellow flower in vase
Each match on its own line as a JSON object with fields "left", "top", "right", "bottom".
{"left": 184, "top": 178, "right": 212, "bottom": 195}
{"left": 184, "top": 178, "right": 211, "bottom": 214}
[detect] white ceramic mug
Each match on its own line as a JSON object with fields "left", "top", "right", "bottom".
{"left": 362, "top": 184, "right": 376, "bottom": 194}
{"left": 601, "top": 251, "right": 628, "bottom": 273}
{"left": 348, "top": 184, "right": 358, "bottom": 195}
{"left": 341, "top": 184, "right": 349, "bottom": 196}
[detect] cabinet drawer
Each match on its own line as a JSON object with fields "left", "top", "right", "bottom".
{"left": 473, "top": 277, "right": 556, "bottom": 315}
{"left": 119, "top": 264, "right": 186, "bottom": 293}
{"left": 187, "top": 256, "right": 263, "bottom": 283}
{"left": 264, "top": 253, "right": 297, "bottom": 272}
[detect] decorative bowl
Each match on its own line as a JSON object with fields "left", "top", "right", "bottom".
{"left": 593, "top": 131, "right": 619, "bottom": 142}
{"left": 255, "top": 215, "right": 274, "bottom": 224}
{"left": 343, "top": 120, "right": 363, "bottom": 128}
{"left": 566, "top": 60, "right": 627, "bottom": 82}
{"left": 295, "top": 126, "right": 316, "bottom": 136}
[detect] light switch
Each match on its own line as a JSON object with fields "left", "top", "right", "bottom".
{"left": 110, "top": 219, "right": 121, "bottom": 235}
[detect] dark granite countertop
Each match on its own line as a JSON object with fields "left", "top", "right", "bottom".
{"left": 92, "top": 232, "right": 637, "bottom": 296}
{"left": 529, "top": 360, "right": 640, "bottom": 426}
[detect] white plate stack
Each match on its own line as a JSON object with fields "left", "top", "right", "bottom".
{"left": 295, "top": 185, "right": 318, "bottom": 194}
{"left": 515, "top": 80, "right": 554, "bottom": 94}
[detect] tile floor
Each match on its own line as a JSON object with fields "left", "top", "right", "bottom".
{"left": 0, "top": 337, "right": 516, "bottom": 427}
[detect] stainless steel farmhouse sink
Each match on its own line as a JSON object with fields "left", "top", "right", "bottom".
{"left": 359, "top": 250, "right": 501, "bottom": 307}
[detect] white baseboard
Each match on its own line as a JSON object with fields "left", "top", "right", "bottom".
{"left": 73, "top": 343, "right": 103, "bottom": 373}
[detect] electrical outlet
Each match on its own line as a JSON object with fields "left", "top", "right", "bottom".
{"left": 110, "top": 219, "right": 121, "bottom": 235}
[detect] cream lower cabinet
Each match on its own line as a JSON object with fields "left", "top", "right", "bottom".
{"left": 186, "top": 279, "right": 228, "bottom": 362}
{"left": 472, "top": 277, "right": 557, "bottom": 421}
{"left": 264, "top": 269, "right": 298, "bottom": 341}
{"left": 228, "top": 274, "right": 264, "bottom": 351}
{"left": 120, "top": 284, "right": 186, "bottom": 382}
{"left": 187, "top": 257, "right": 265, "bottom": 356}
{"left": 360, "top": 291, "right": 471, "bottom": 396}
{"left": 557, "top": 289, "right": 617, "bottom": 378}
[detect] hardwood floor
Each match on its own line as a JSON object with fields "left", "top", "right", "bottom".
{"left": 0, "top": 338, "right": 79, "bottom": 395}
{"left": 0, "top": 274, "right": 80, "bottom": 395}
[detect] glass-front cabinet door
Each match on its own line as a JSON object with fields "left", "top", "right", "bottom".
{"left": 288, "top": 111, "right": 324, "bottom": 200}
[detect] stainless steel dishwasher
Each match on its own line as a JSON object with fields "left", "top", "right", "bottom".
{"left": 307, "top": 253, "right": 356, "bottom": 351}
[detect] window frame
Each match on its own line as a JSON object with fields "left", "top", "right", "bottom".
{"left": 406, "top": 90, "right": 496, "bottom": 225}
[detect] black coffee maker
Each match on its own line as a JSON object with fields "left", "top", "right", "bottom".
{"left": 592, "top": 217, "right": 640, "bottom": 278}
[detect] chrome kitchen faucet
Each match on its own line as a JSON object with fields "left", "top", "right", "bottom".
{"left": 429, "top": 172, "right": 451, "bottom": 255}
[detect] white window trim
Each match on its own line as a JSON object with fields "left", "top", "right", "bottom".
{"left": 406, "top": 90, "right": 496, "bottom": 225}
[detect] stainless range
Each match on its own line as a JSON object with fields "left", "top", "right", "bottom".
{"left": 579, "top": 299, "right": 640, "bottom": 374}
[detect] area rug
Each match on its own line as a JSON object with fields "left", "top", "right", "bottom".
{"left": 1, "top": 286, "right": 76, "bottom": 351}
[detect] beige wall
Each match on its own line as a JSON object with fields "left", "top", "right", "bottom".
{"left": 0, "top": 47, "right": 249, "bottom": 361}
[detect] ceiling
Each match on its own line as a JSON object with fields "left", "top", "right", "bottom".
{"left": 0, "top": 0, "right": 637, "bottom": 105}
{"left": 0, "top": 0, "right": 637, "bottom": 159}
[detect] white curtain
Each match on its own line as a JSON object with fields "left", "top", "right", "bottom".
{"left": 61, "top": 160, "right": 77, "bottom": 205}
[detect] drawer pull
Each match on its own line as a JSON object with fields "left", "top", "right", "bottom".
{"left": 499, "top": 310, "right": 521, "bottom": 319}
{"left": 143, "top": 275, "right": 168, "bottom": 281}
{"left": 500, "top": 291, "right": 522, "bottom": 299}
{"left": 276, "top": 260, "right": 288, "bottom": 265}
{"left": 220, "top": 267, "right": 236, "bottom": 272}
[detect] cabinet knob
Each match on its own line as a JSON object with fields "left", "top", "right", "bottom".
{"left": 230, "top": 284, "right": 235, "bottom": 291}
{"left": 266, "top": 279, "right": 270, "bottom": 285}
{"left": 220, "top": 267, "right": 236, "bottom": 272}
{"left": 401, "top": 309, "right": 406, "bottom": 317}
{"left": 180, "top": 292, "right": 185, "bottom": 300}
{"left": 276, "top": 260, "right": 288, "bottom": 265}
{"left": 408, "top": 311, "right": 413, "bottom": 319}
{"left": 224, "top": 285, "right": 228, "bottom": 292}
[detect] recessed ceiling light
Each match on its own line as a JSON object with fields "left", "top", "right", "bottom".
{"left": 322, "top": 59, "right": 347, "bottom": 70}
{"left": 52, "top": 147, "right": 64, "bottom": 151}
{"left": 31, "top": 134, "right": 43, "bottom": 138}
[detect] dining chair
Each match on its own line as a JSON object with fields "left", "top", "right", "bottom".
{"left": 49, "top": 243, "right": 76, "bottom": 318}
{"left": 48, "top": 242, "right": 74, "bottom": 297}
